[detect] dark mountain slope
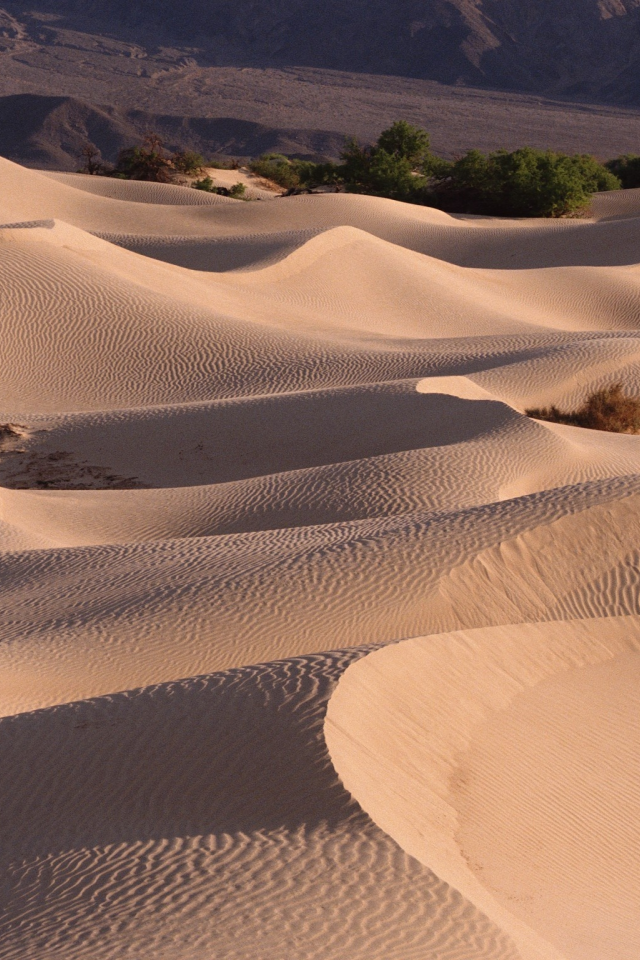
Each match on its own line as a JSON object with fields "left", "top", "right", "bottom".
{"left": 4, "top": 0, "right": 640, "bottom": 99}
{"left": 0, "top": 94, "right": 345, "bottom": 169}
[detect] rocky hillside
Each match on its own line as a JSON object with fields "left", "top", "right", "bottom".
{"left": 0, "top": 94, "right": 345, "bottom": 169}
{"left": 3, "top": 0, "right": 640, "bottom": 102}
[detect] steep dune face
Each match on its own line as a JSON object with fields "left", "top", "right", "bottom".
{"left": 325, "top": 617, "right": 640, "bottom": 960}
{"left": 0, "top": 650, "right": 521, "bottom": 960}
{"left": 2, "top": 160, "right": 640, "bottom": 958}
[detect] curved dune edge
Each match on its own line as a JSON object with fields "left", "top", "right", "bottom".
{"left": 325, "top": 615, "right": 640, "bottom": 960}
{"left": 1, "top": 477, "right": 639, "bottom": 717}
{"left": 0, "top": 647, "right": 523, "bottom": 960}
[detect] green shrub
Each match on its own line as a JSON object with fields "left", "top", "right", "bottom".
{"left": 249, "top": 154, "right": 301, "bottom": 189}
{"left": 434, "top": 148, "right": 620, "bottom": 217}
{"left": 228, "top": 182, "right": 247, "bottom": 199}
{"left": 293, "top": 159, "right": 340, "bottom": 188}
{"left": 192, "top": 176, "right": 218, "bottom": 192}
{"left": 341, "top": 141, "right": 422, "bottom": 200}
{"left": 172, "top": 150, "right": 205, "bottom": 174}
{"left": 248, "top": 154, "right": 339, "bottom": 190}
{"left": 605, "top": 155, "right": 640, "bottom": 189}
{"left": 114, "top": 133, "right": 173, "bottom": 182}
{"left": 339, "top": 122, "right": 444, "bottom": 201}
{"left": 376, "top": 120, "right": 433, "bottom": 168}
{"left": 527, "top": 384, "right": 640, "bottom": 433}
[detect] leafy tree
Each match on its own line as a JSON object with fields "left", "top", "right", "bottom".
{"left": 172, "top": 150, "right": 205, "bottom": 175}
{"left": 340, "top": 138, "right": 424, "bottom": 200}
{"left": 78, "top": 142, "right": 108, "bottom": 175}
{"left": 114, "top": 133, "right": 172, "bottom": 182}
{"left": 377, "top": 120, "right": 431, "bottom": 167}
{"left": 339, "top": 122, "right": 446, "bottom": 201}
{"left": 338, "top": 138, "right": 373, "bottom": 187}
{"left": 433, "top": 149, "right": 491, "bottom": 210}
{"left": 605, "top": 154, "right": 640, "bottom": 189}
{"left": 363, "top": 149, "right": 421, "bottom": 199}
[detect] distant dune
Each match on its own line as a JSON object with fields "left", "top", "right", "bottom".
{"left": 1, "top": 159, "right": 640, "bottom": 958}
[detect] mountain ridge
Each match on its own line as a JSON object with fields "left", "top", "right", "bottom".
{"left": 3, "top": 0, "right": 640, "bottom": 170}
{"left": 0, "top": 94, "right": 345, "bottom": 169}
{"left": 4, "top": 0, "right": 640, "bottom": 100}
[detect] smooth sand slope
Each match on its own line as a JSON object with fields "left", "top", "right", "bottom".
{"left": 326, "top": 617, "right": 640, "bottom": 960}
{"left": 1, "top": 157, "right": 640, "bottom": 959}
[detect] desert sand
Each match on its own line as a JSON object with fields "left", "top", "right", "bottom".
{"left": 1, "top": 157, "right": 639, "bottom": 959}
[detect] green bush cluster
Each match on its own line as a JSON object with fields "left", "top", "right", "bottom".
{"left": 249, "top": 120, "right": 621, "bottom": 216}
{"left": 81, "top": 121, "right": 640, "bottom": 217}
{"left": 192, "top": 176, "right": 247, "bottom": 198}
{"left": 435, "top": 147, "right": 620, "bottom": 217}
{"left": 249, "top": 153, "right": 339, "bottom": 190}
{"left": 605, "top": 154, "right": 640, "bottom": 189}
{"left": 192, "top": 175, "right": 217, "bottom": 192}
{"left": 172, "top": 150, "right": 205, "bottom": 175}
{"left": 338, "top": 122, "right": 449, "bottom": 202}
{"left": 335, "top": 121, "right": 620, "bottom": 216}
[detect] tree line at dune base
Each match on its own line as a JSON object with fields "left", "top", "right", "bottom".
{"left": 79, "top": 122, "right": 640, "bottom": 218}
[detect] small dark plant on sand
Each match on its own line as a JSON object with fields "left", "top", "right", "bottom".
{"left": 527, "top": 383, "right": 640, "bottom": 433}
{"left": 192, "top": 175, "right": 218, "bottom": 192}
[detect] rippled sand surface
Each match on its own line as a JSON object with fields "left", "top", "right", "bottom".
{"left": 1, "top": 160, "right": 639, "bottom": 959}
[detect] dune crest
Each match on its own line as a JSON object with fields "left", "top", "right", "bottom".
{"left": 325, "top": 617, "right": 640, "bottom": 960}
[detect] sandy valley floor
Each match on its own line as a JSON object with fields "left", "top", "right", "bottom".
{"left": 1, "top": 159, "right": 639, "bottom": 959}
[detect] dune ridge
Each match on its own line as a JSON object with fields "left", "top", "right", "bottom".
{"left": 1, "top": 157, "right": 640, "bottom": 958}
{"left": 325, "top": 617, "right": 640, "bottom": 960}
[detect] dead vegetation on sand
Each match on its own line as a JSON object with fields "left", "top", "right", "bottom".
{"left": 527, "top": 383, "right": 640, "bottom": 433}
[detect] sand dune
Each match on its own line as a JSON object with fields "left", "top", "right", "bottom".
{"left": 0, "top": 648, "right": 522, "bottom": 960}
{"left": 2, "top": 476, "right": 640, "bottom": 717}
{"left": 326, "top": 617, "right": 640, "bottom": 960}
{"left": 1, "top": 159, "right": 640, "bottom": 959}
{"left": 44, "top": 170, "right": 228, "bottom": 205}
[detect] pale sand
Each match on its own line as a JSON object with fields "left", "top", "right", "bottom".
{"left": 326, "top": 617, "right": 640, "bottom": 960}
{"left": 1, "top": 155, "right": 639, "bottom": 958}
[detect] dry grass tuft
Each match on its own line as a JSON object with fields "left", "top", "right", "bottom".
{"left": 527, "top": 383, "right": 640, "bottom": 433}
